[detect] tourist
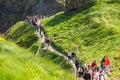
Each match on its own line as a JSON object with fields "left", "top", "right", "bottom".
{"left": 101, "top": 56, "right": 106, "bottom": 70}
{"left": 78, "top": 67, "right": 84, "bottom": 80}
{"left": 75, "top": 59, "right": 80, "bottom": 70}
{"left": 71, "top": 52, "right": 76, "bottom": 62}
{"left": 104, "top": 56, "right": 111, "bottom": 74}
{"left": 91, "top": 60, "right": 97, "bottom": 69}
{"left": 84, "top": 69, "right": 91, "bottom": 80}
{"left": 67, "top": 51, "right": 71, "bottom": 60}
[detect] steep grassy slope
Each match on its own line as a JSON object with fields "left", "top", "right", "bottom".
{"left": 0, "top": 38, "right": 75, "bottom": 80}
{"left": 5, "top": 21, "right": 72, "bottom": 70}
{"left": 5, "top": 21, "right": 74, "bottom": 77}
{"left": 5, "top": 21, "right": 38, "bottom": 48}
{"left": 41, "top": 0, "right": 120, "bottom": 79}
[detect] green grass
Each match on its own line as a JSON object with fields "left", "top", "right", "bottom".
{"left": 41, "top": 0, "right": 120, "bottom": 79}
{"left": 4, "top": 21, "right": 75, "bottom": 79}
{"left": 5, "top": 21, "right": 73, "bottom": 71}
{"left": 5, "top": 21, "right": 38, "bottom": 48}
{"left": 4, "top": 0, "right": 120, "bottom": 79}
{"left": 0, "top": 41, "right": 75, "bottom": 80}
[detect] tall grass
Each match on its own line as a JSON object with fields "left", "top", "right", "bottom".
{"left": 4, "top": 0, "right": 120, "bottom": 79}
{"left": 41, "top": 0, "right": 120, "bottom": 79}
{"left": 5, "top": 21, "right": 73, "bottom": 70}
{"left": 4, "top": 21, "right": 75, "bottom": 79}
{"left": 0, "top": 41, "right": 75, "bottom": 80}
{"left": 5, "top": 21, "right": 39, "bottom": 48}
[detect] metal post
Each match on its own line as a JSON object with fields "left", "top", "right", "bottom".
{"left": 76, "top": 45, "right": 78, "bottom": 54}
{"left": 36, "top": 43, "right": 41, "bottom": 57}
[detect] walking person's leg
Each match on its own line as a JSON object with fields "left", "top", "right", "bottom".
{"left": 39, "top": 30, "right": 41, "bottom": 36}
{"left": 39, "top": 26, "right": 41, "bottom": 36}
{"left": 47, "top": 40, "right": 50, "bottom": 47}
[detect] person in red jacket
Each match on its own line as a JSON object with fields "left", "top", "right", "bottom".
{"left": 44, "top": 37, "right": 50, "bottom": 46}
{"left": 104, "top": 56, "right": 111, "bottom": 74}
{"left": 104, "top": 56, "right": 110, "bottom": 66}
{"left": 91, "top": 60, "right": 97, "bottom": 69}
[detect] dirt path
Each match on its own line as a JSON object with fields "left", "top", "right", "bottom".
{"left": 36, "top": 29, "right": 110, "bottom": 80}
{"left": 36, "top": 30, "right": 77, "bottom": 76}
{"left": 26, "top": 21, "right": 111, "bottom": 79}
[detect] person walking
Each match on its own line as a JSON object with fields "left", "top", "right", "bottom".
{"left": 91, "top": 60, "right": 97, "bottom": 69}
{"left": 71, "top": 52, "right": 76, "bottom": 62}
{"left": 88, "top": 65, "right": 93, "bottom": 80}
{"left": 67, "top": 51, "right": 71, "bottom": 60}
{"left": 75, "top": 59, "right": 80, "bottom": 71}
{"left": 44, "top": 37, "right": 50, "bottom": 46}
{"left": 104, "top": 56, "right": 111, "bottom": 74}
{"left": 36, "top": 19, "right": 42, "bottom": 36}
{"left": 78, "top": 67, "right": 84, "bottom": 80}
{"left": 93, "top": 69, "right": 100, "bottom": 80}
{"left": 101, "top": 56, "right": 106, "bottom": 70}
{"left": 84, "top": 69, "right": 91, "bottom": 80}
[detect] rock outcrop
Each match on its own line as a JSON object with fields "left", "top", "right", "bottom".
{"left": 0, "top": 0, "right": 36, "bottom": 33}
{"left": 32, "top": 0, "right": 64, "bottom": 16}
{"left": 0, "top": 0, "right": 64, "bottom": 33}
{"left": 0, "top": 0, "right": 37, "bottom": 33}
{"left": 65, "top": 0, "right": 92, "bottom": 14}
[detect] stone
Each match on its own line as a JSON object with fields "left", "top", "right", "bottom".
{"left": 0, "top": 0, "right": 64, "bottom": 33}
{"left": 65, "top": 0, "right": 90, "bottom": 14}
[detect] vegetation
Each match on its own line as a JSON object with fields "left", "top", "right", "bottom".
{"left": 41, "top": 0, "right": 120, "bottom": 79}
{"left": 5, "top": 21, "right": 38, "bottom": 48}
{"left": 4, "top": 0, "right": 120, "bottom": 79}
{"left": 4, "top": 21, "right": 75, "bottom": 79}
{"left": 0, "top": 37, "right": 6, "bottom": 42}
{"left": 5, "top": 21, "right": 72, "bottom": 70}
{"left": 0, "top": 39, "right": 75, "bottom": 80}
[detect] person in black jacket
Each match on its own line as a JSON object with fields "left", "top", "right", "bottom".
{"left": 75, "top": 59, "right": 80, "bottom": 70}
{"left": 71, "top": 52, "right": 76, "bottom": 62}
{"left": 101, "top": 56, "right": 105, "bottom": 70}
{"left": 44, "top": 37, "right": 50, "bottom": 46}
{"left": 84, "top": 69, "right": 91, "bottom": 80}
{"left": 78, "top": 67, "right": 84, "bottom": 80}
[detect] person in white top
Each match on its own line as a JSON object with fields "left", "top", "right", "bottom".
{"left": 93, "top": 69, "right": 100, "bottom": 80}
{"left": 82, "top": 61, "right": 87, "bottom": 76}
{"left": 36, "top": 19, "right": 41, "bottom": 27}
{"left": 88, "top": 65, "right": 93, "bottom": 80}
{"left": 82, "top": 61, "right": 87, "bottom": 70}
{"left": 36, "top": 19, "right": 42, "bottom": 36}
{"left": 67, "top": 51, "right": 71, "bottom": 60}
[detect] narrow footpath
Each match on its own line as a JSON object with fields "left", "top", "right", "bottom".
{"left": 36, "top": 29, "right": 77, "bottom": 76}
{"left": 25, "top": 18, "right": 113, "bottom": 79}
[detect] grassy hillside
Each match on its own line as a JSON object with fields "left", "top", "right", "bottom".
{"left": 0, "top": 38, "right": 75, "bottom": 80}
{"left": 5, "top": 21, "right": 38, "bottom": 48}
{"left": 4, "top": 21, "right": 74, "bottom": 79}
{"left": 5, "top": 21, "right": 72, "bottom": 70}
{"left": 41, "top": 0, "right": 120, "bottom": 79}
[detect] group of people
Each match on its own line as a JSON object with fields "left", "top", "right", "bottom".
{"left": 25, "top": 15, "right": 42, "bottom": 35}
{"left": 78, "top": 56, "right": 111, "bottom": 80}
{"left": 67, "top": 52, "right": 111, "bottom": 80}
{"left": 25, "top": 15, "right": 112, "bottom": 80}
{"left": 25, "top": 15, "right": 47, "bottom": 20}
{"left": 25, "top": 15, "right": 50, "bottom": 46}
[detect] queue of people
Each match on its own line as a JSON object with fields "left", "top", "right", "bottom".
{"left": 79, "top": 56, "right": 111, "bottom": 80}
{"left": 67, "top": 51, "right": 111, "bottom": 80}
{"left": 25, "top": 15, "right": 112, "bottom": 80}
{"left": 25, "top": 15, "right": 50, "bottom": 46}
